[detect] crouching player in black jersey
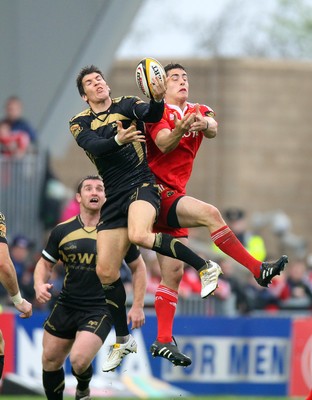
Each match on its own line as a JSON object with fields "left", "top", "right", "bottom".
{"left": 34, "top": 175, "right": 147, "bottom": 400}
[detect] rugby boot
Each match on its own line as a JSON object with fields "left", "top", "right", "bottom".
{"left": 75, "top": 387, "right": 91, "bottom": 400}
{"left": 199, "top": 260, "right": 223, "bottom": 298}
{"left": 102, "top": 334, "right": 137, "bottom": 372}
{"left": 255, "top": 255, "right": 289, "bottom": 287}
{"left": 150, "top": 337, "right": 192, "bottom": 367}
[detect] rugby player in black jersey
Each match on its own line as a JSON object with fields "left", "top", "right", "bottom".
{"left": 70, "top": 65, "right": 220, "bottom": 368}
{"left": 0, "top": 212, "right": 32, "bottom": 380}
{"left": 34, "top": 175, "right": 147, "bottom": 400}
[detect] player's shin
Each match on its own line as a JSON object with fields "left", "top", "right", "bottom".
{"left": 43, "top": 368, "right": 65, "bottom": 400}
{"left": 152, "top": 232, "right": 206, "bottom": 271}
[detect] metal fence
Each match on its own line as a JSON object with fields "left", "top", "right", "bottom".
{"left": 0, "top": 153, "right": 47, "bottom": 248}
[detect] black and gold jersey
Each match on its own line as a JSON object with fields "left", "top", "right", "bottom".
{"left": 42, "top": 215, "right": 141, "bottom": 310}
{"left": 0, "top": 212, "right": 7, "bottom": 244}
{"left": 42, "top": 216, "right": 104, "bottom": 310}
{"left": 69, "top": 96, "right": 164, "bottom": 197}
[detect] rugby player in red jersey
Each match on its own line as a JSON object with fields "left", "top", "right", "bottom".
{"left": 145, "top": 63, "right": 288, "bottom": 366}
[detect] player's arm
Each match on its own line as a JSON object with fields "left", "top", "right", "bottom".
{"left": 125, "top": 245, "right": 147, "bottom": 329}
{"left": 70, "top": 117, "right": 122, "bottom": 156}
{"left": 152, "top": 111, "right": 196, "bottom": 153}
{"left": 202, "top": 113, "right": 217, "bottom": 139}
{"left": 0, "top": 242, "right": 20, "bottom": 297}
{"left": 33, "top": 257, "right": 55, "bottom": 304}
{"left": 0, "top": 242, "right": 32, "bottom": 318}
{"left": 133, "top": 97, "right": 165, "bottom": 123}
{"left": 71, "top": 115, "right": 146, "bottom": 155}
{"left": 189, "top": 104, "right": 217, "bottom": 139}
{"left": 203, "top": 116, "right": 218, "bottom": 138}
{"left": 127, "top": 255, "right": 147, "bottom": 329}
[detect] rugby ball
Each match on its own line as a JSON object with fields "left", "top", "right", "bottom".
{"left": 135, "top": 57, "right": 166, "bottom": 99}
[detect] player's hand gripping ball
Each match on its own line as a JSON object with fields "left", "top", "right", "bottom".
{"left": 135, "top": 57, "right": 166, "bottom": 99}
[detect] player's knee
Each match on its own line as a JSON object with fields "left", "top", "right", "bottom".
{"left": 71, "top": 356, "right": 88, "bottom": 375}
{"left": 96, "top": 263, "right": 115, "bottom": 283}
{"left": 128, "top": 231, "right": 149, "bottom": 248}
{"left": 42, "top": 351, "right": 63, "bottom": 370}
{"left": 202, "top": 204, "right": 223, "bottom": 226}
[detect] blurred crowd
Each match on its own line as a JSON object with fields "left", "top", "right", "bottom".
{"left": 1, "top": 202, "right": 312, "bottom": 317}
{"left": 1, "top": 96, "right": 312, "bottom": 316}
{"left": 0, "top": 96, "right": 37, "bottom": 158}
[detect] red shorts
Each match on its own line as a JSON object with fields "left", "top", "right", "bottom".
{"left": 153, "top": 185, "right": 188, "bottom": 238}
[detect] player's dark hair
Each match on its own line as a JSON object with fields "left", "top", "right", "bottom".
{"left": 77, "top": 175, "right": 103, "bottom": 194}
{"left": 164, "top": 63, "right": 186, "bottom": 75}
{"left": 76, "top": 65, "right": 105, "bottom": 96}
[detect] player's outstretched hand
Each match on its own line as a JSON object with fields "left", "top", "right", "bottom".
{"left": 189, "top": 103, "right": 208, "bottom": 132}
{"left": 115, "top": 121, "right": 145, "bottom": 145}
{"left": 174, "top": 111, "right": 196, "bottom": 134}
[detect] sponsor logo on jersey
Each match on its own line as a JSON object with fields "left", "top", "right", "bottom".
{"left": 87, "top": 320, "right": 98, "bottom": 327}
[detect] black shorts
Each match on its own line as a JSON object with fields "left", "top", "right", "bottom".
{"left": 44, "top": 303, "right": 113, "bottom": 343}
{"left": 98, "top": 183, "right": 161, "bottom": 230}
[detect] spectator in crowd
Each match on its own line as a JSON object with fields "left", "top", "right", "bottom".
{"left": 178, "top": 256, "right": 252, "bottom": 316}
{"left": 179, "top": 265, "right": 201, "bottom": 298}
{"left": 209, "top": 210, "right": 271, "bottom": 313}
{"left": 244, "top": 259, "right": 312, "bottom": 313}
{"left": 242, "top": 269, "right": 283, "bottom": 313}
{"left": 207, "top": 210, "right": 271, "bottom": 314}
{"left": 9, "top": 235, "right": 33, "bottom": 285}
{"left": 4, "top": 96, "right": 37, "bottom": 145}
{"left": 213, "top": 257, "right": 250, "bottom": 315}
{"left": 223, "top": 208, "right": 267, "bottom": 262}
{"left": 0, "top": 119, "right": 30, "bottom": 158}
{"left": 276, "top": 259, "right": 312, "bottom": 310}
{"left": 39, "top": 153, "right": 73, "bottom": 233}
{"left": 58, "top": 178, "right": 85, "bottom": 223}
{"left": 59, "top": 195, "right": 80, "bottom": 222}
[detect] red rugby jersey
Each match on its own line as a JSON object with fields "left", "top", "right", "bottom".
{"left": 145, "top": 102, "right": 215, "bottom": 193}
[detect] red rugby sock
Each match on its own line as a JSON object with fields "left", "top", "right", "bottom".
{"left": 211, "top": 225, "right": 262, "bottom": 277}
{"left": 155, "top": 285, "right": 178, "bottom": 343}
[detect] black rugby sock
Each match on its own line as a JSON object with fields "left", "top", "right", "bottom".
{"left": 102, "top": 278, "right": 129, "bottom": 337}
{"left": 0, "top": 355, "right": 4, "bottom": 380}
{"left": 43, "top": 368, "right": 65, "bottom": 400}
{"left": 152, "top": 232, "right": 206, "bottom": 271}
{"left": 72, "top": 364, "right": 93, "bottom": 392}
